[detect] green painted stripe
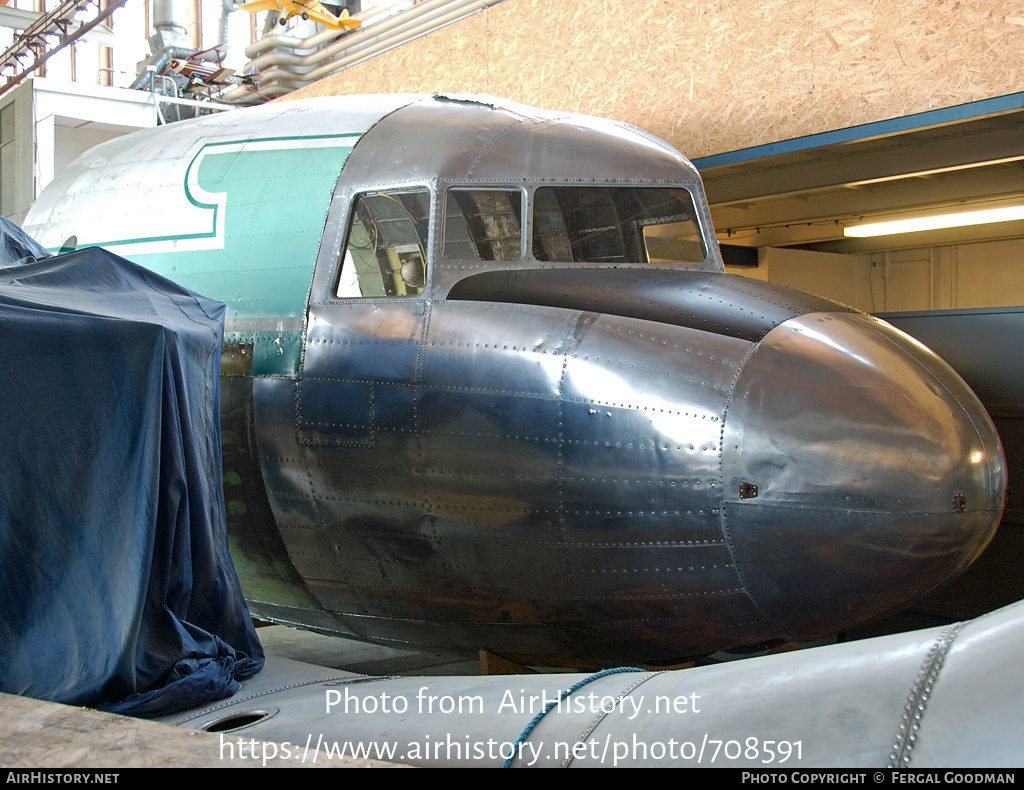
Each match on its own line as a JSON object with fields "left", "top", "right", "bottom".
{"left": 108, "top": 134, "right": 358, "bottom": 376}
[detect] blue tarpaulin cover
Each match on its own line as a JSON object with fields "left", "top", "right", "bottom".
{"left": 0, "top": 216, "right": 48, "bottom": 265}
{"left": 0, "top": 218, "right": 263, "bottom": 717}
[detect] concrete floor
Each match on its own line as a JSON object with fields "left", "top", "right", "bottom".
{"left": 0, "top": 628, "right": 484, "bottom": 769}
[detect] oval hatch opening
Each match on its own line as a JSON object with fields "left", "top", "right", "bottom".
{"left": 201, "top": 711, "right": 271, "bottom": 733}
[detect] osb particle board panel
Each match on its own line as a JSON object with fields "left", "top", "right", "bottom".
{"left": 289, "top": 0, "right": 1024, "bottom": 159}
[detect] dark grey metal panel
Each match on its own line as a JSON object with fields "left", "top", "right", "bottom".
{"left": 880, "top": 306, "right": 1024, "bottom": 417}
{"left": 881, "top": 307, "right": 1022, "bottom": 528}
{"left": 447, "top": 268, "right": 855, "bottom": 342}
{"left": 878, "top": 307, "right": 1024, "bottom": 620}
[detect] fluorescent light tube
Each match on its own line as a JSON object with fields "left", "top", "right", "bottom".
{"left": 845, "top": 205, "right": 1024, "bottom": 237}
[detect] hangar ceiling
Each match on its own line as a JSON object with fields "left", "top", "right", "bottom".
{"left": 696, "top": 93, "right": 1024, "bottom": 254}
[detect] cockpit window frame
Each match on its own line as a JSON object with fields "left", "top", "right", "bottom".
{"left": 332, "top": 184, "right": 433, "bottom": 301}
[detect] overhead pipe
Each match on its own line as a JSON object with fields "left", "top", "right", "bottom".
{"left": 227, "top": 0, "right": 458, "bottom": 93}
{"left": 152, "top": 0, "right": 189, "bottom": 33}
{"left": 235, "top": 0, "right": 482, "bottom": 85}
{"left": 241, "top": 0, "right": 410, "bottom": 59}
{"left": 256, "top": 0, "right": 466, "bottom": 63}
{"left": 253, "top": 0, "right": 500, "bottom": 98}
{"left": 295, "top": 0, "right": 501, "bottom": 82}
{"left": 130, "top": 0, "right": 194, "bottom": 89}
{"left": 218, "top": 0, "right": 232, "bottom": 48}
{"left": 222, "top": 0, "right": 503, "bottom": 102}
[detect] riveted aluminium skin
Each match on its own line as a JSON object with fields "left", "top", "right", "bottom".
{"left": 161, "top": 597, "right": 1024, "bottom": 767}
{"left": 24, "top": 95, "right": 1006, "bottom": 666}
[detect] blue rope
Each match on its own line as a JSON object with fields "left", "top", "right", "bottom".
{"left": 501, "top": 666, "right": 645, "bottom": 767}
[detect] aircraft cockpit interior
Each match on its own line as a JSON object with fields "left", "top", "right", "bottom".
{"left": 337, "top": 188, "right": 430, "bottom": 298}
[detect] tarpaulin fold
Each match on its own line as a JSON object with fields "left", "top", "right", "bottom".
{"left": 0, "top": 219, "right": 262, "bottom": 717}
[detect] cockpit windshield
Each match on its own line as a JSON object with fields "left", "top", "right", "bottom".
{"left": 440, "top": 185, "right": 707, "bottom": 266}
{"left": 336, "top": 184, "right": 710, "bottom": 298}
{"left": 532, "top": 186, "right": 706, "bottom": 264}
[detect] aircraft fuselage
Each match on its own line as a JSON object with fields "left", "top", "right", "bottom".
{"left": 26, "top": 95, "right": 1006, "bottom": 665}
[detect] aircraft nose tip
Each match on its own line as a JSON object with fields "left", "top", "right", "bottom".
{"left": 722, "top": 312, "right": 1005, "bottom": 637}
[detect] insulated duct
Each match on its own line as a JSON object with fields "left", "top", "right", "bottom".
{"left": 131, "top": 0, "right": 195, "bottom": 89}
{"left": 222, "top": 0, "right": 506, "bottom": 102}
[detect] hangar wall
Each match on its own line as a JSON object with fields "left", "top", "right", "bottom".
{"left": 290, "top": 0, "right": 1024, "bottom": 161}
{"left": 747, "top": 240, "right": 1024, "bottom": 313}
{"left": 0, "top": 83, "right": 35, "bottom": 224}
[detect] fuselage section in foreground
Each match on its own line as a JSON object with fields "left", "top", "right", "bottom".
{"left": 25, "top": 95, "right": 1006, "bottom": 666}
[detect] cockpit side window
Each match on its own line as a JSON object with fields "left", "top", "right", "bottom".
{"left": 443, "top": 188, "right": 524, "bottom": 261}
{"left": 336, "top": 189, "right": 430, "bottom": 298}
{"left": 532, "top": 186, "right": 707, "bottom": 264}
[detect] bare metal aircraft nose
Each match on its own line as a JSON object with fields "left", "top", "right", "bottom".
{"left": 721, "top": 312, "right": 1005, "bottom": 637}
